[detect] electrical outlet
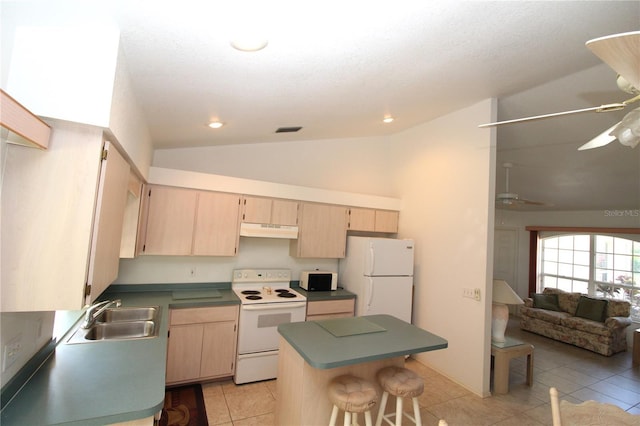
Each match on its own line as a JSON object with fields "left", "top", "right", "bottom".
{"left": 462, "top": 288, "right": 475, "bottom": 299}
{"left": 3, "top": 335, "right": 22, "bottom": 372}
{"left": 474, "top": 288, "right": 481, "bottom": 301}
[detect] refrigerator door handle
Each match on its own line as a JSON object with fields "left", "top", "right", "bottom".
{"left": 368, "top": 244, "right": 375, "bottom": 275}
{"left": 367, "top": 277, "right": 374, "bottom": 310}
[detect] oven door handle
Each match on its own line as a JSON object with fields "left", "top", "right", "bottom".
{"left": 241, "top": 302, "right": 307, "bottom": 311}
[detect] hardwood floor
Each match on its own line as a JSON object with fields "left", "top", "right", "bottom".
{"left": 201, "top": 317, "right": 640, "bottom": 425}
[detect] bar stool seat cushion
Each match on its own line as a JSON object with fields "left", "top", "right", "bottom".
{"left": 328, "top": 375, "right": 378, "bottom": 413}
{"left": 377, "top": 367, "right": 424, "bottom": 398}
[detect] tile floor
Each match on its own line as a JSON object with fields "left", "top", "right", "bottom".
{"left": 200, "top": 317, "right": 640, "bottom": 425}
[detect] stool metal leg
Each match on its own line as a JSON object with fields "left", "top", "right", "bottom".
{"left": 375, "top": 391, "right": 389, "bottom": 426}
{"left": 395, "top": 396, "right": 403, "bottom": 426}
{"left": 365, "top": 410, "right": 373, "bottom": 426}
{"left": 344, "top": 412, "right": 351, "bottom": 426}
{"left": 412, "top": 397, "right": 422, "bottom": 426}
{"left": 329, "top": 405, "right": 339, "bottom": 426}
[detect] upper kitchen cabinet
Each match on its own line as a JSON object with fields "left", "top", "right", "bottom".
{"left": 119, "top": 170, "right": 144, "bottom": 258}
{"left": 139, "top": 185, "right": 241, "bottom": 256}
{"left": 241, "top": 196, "right": 298, "bottom": 226}
{"left": 348, "top": 208, "right": 399, "bottom": 233}
{"left": 1, "top": 121, "right": 130, "bottom": 311}
{"left": 290, "top": 203, "right": 348, "bottom": 258}
{"left": 0, "top": 89, "right": 51, "bottom": 149}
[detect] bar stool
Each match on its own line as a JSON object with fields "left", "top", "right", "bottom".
{"left": 328, "top": 375, "right": 378, "bottom": 426}
{"left": 375, "top": 366, "right": 424, "bottom": 426}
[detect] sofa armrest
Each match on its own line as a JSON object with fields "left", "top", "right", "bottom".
{"left": 523, "top": 297, "right": 533, "bottom": 308}
{"left": 604, "top": 316, "right": 632, "bottom": 329}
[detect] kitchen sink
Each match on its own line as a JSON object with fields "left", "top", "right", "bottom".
{"left": 96, "top": 306, "right": 159, "bottom": 323}
{"left": 66, "top": 306, "right": 162, "bottom": 344}
{"left": 84, "top": 321, "right": 157, "bottom": 340}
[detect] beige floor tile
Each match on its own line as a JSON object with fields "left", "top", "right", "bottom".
{"left": 232, "top": 412, "right": 276, "bottom": 426}
{"left": 222, "top": 381, "right": 276, "bottom": 421}
{"left": 427, "top": 394, "right": 514, "bottom": 426}
{"left": 202, "top": 382, "right": 232, "bottom": 425}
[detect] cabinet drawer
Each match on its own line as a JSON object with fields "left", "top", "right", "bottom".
{"left": 170, "top": 305, "right": 239, "bottom": 325}
{"left": 306, "top": 299, "right": 355, "bottom": 316}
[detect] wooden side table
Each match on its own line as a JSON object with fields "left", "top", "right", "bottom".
{"left": 491, "top": 338, "right": 534, "bottom": 394}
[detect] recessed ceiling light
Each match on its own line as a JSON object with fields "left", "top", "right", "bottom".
{"left": 383, "top": 116, "right": 394, "bottom": 123}
{"left": 208, "top": 121, "right": 224, "bottom": 129}
{"left": 230, "top": 39, "right": 268, "bottom": 52}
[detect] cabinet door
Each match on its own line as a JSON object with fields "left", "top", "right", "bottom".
{"left": 271, "top": 199, "right": 298, "bottom": 225}
{"left": 120, "top": 171, "right": 143, "bottom": 259}
{"left": 193, "top": 192, "right": 241, "bottom": 256}
{"left": 242, "top": 196, "right": 272, "bottom": 223}
{"left": 292, "top": 203, "right": 348, "bottom": 258}
{"left": 200, "top": 321, "right": 237, "bottom": 378}
{"left": 375, "top": 210, "right": 399, "bottom": 233}
{"left": 348, "top": 208, "right": 375, "bottom": 231}
{"left": 166, "top": 324, "right": 204, "bottom": 383}
{"left": 86, "top": 141, "right": 131, "bottom": 303}
{"left": 142, "top": 186, "right": 197, "bottom": 255}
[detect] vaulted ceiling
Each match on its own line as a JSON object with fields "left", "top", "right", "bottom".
{"left": 3, "top": 1, "right": 639, "bottom": 211}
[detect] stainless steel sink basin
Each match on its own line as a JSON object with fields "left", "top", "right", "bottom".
{"left": 96, "top": 306, "right": 159, "bottom": 323}
{"left": 84, "top": 321, "right": 157, "bottom": 340}
{"left": 66, "top": 305, "right": 162, "bottom": 344}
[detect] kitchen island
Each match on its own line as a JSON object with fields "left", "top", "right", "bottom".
{"left": 276, "top": 314, "right": 447, "bottom": 425}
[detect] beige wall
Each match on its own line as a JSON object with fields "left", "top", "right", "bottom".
{"left": 393, "top": 99, "right": 496, "bottom": 397}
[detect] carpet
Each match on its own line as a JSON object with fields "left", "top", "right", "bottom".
{"left": 159, "top": 384, "right": 208, "bottom": 426}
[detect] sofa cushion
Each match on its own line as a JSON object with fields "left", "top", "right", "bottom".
{"left": 533, "top": 293, "right": 561, "bottom": 311}
{"left": 606, "top": 299, "right": 631, "bottom": 318}
{"left": 575, "top": 296, "right": 608, "bottom": 322}
{"left": 521, "top": 306, "right": 572, "bottom": 325}
{"left": 560, "top": 315, "right": 612, "bottom": 337}
{"left": 542, "top": 288, "right": 581, "bottom": 314}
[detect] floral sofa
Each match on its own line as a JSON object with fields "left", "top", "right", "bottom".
{"left": 520, "top": 287, "right": 632, "bottom": 356}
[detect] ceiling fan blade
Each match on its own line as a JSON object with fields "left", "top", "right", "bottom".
{"left": 577, "top": 122, "right": 619, "bottom": 151}
{"left": 586, "top": 31, "right": 640, "bottom": 91}
{"left": 478, "top": 103, "right": 625, "bottom": 128}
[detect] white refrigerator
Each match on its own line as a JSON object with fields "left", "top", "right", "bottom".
{"left": 338, "top": 236, "right": 415, "bottom": 323}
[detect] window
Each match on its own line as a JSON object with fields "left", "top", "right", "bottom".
{"left": 540, "top": 234, "right": 640, "bottom": 321}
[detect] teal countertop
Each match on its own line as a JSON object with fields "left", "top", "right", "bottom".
{"left": 293, "top": 287, "right": 356, "bottom": 301}
{"left": 0, "top": 286, "right": 239, "bottom": 426}
{"left": 278, "top": 314, "right": 448, "bottom": 369}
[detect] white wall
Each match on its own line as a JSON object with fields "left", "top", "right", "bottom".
{"left": 393, "top": 99, "right": 496, "bottom": 397}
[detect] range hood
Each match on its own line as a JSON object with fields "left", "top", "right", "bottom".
{"left": 239, "top": 222, "right": 298, "bottom": 239}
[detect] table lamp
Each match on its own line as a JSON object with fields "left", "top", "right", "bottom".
{"left": 492, "top": 279, "right": 524, "bottom": 343}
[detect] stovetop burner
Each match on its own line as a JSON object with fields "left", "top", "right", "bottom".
{"left": 245, "top": 295, "right": 262, "bottom": 300}
{"left": 232, "top": 268, "right": 306, "bottom": 305}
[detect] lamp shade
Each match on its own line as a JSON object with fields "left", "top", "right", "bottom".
{"left": 491, "top": 280, "right": 523, "bottom": 343}
{"left": 492, "top": 280, "right": 524, "bottom": 305}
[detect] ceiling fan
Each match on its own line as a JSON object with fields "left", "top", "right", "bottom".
{"left": 496, "top": 163, "right": 548, "bottom": 207}
{"left": 480, "top": 31, "right": 640, "bottom": 150}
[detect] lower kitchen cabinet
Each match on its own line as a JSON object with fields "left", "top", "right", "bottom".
{"left": 166, "top": 305, "right": 239, "bottom": 385}
{"left": 306, "top": 298, "right": 355, "bottom": 321}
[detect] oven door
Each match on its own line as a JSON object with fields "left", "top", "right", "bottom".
{"left": 237, "top": 301, "right": 306, "bottom": 354}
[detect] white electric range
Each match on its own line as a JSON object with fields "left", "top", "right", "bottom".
{"left": 232, "top": 269, "right": 307, "bottom": 384}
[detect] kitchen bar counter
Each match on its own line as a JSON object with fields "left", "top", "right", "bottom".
{"left": 276, "top": 315, "right": 447, "bottom": 425}
{"left": 0, "top": 285, "right": 239, "bottom": 426}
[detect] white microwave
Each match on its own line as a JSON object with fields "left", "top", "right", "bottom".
{"left": 300, "top": 271, "right": 337, "bottom": 291}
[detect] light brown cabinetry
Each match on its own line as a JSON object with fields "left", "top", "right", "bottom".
{"left": 119, "top": 171, "right": 143, "bottom": 259}
{"left": 2, "top": 121, "right": 130, "bottom": 311}
{"left": 139, "top": 185, "right": 241, "bottom": 256}
{"left": 306, "top": 299, "right": 355, "bottom": 321}
{"left": 290, "top": 203, "right": 348, "bottom": 258}
{"left": 0, "top": 89, "right": 51, "bottom": 149}
{"left": 166, "top": 305, "right": 239, "bottom": 385}
{"left": 348, "top": 208, "right": 399, "bottom": 233}
{"left": 242, "top": 196, "right": 298, "bottom": 225}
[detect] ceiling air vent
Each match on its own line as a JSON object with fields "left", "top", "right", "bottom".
{"left": 275, "top": 126, "right": 302, "bottom": 133}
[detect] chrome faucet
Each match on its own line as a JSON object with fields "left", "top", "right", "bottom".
{"left": 82, "top": 299, "right": 121, "bottom": 329}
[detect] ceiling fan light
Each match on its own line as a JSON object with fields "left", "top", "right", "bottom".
{"left": 611, "top": 107, "right": 640, "bottom": 147}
